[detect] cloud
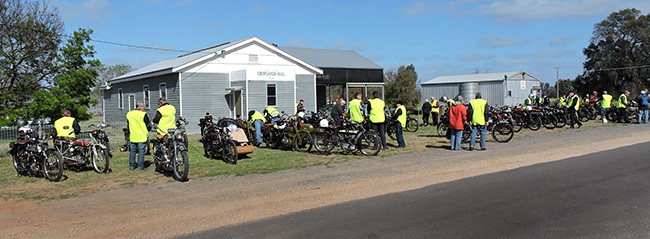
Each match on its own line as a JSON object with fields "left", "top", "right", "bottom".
{"left": 284, "top": 39, "right": 311, "bottom": 48}
{"left": 329, "top": 41, "right": 347, "bottom": 50}
{"left": 471, "top": 0, "right": 650, "bottom": 23}
{"left": 349, "top": 43, "right": 365, "bottom": 52}
{"left": 549, "top": 36, "right": 579, "bottom": 46}
{"left": 533, "top": 49, "right": 574, "bottom": 58}
{"left": 202, "top": 21, "right": 222, "bottom": 30}
{"left": 53, "top": 0, "right": 111, "bottom": 22}
{"left": 478, "top": 36, "right": 528, "bottom": 48}
{"left": 425, "top": 54, "right": 440, "bottom": 60}
{"left": 399, "top": 0, "right": 483, "bottom": 17}
{"left": 457, "top": 52, "right": 496, "bottom": 61}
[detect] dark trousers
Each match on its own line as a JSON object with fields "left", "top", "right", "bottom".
{"left": 396, "top": 123, "right": 405, "bottom": 147}
{"left": 618, "top": 107, "right": 630, "bottom": 123}
{"left": 431, "top": 112, "right": 439, "bottom": 126}
{"left": 569, "top": 108, "right": 582, "bottom": 127}
{"left": 422, "top": 113, "right": 429, "bottom": 126}
{"left": 333, "top": 115, "right": 341, "bottom": 126}
{"left": 372, "top": 123, "right": 387, "bottom": 149}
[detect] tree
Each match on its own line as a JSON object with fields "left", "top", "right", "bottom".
{"left": 576, "top": 8, "right": 650, "bottom": 96}
{"left": 29, "top": 29, "right": 100, "bottom": 121}
{"left": 384, "top": 64, "right": 421, "bottom": 107}
{"left": 554, "top": 79, "right": 575, "bottom": 97}
{"left": 0, "top": 0, "right": 63, "bottom": 124}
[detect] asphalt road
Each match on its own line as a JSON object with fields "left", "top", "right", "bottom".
{"left": 180, "top": 141, "right": 650, "bottom": 239}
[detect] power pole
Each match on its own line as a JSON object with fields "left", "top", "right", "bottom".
{"left": 554, "top": 67, "right": 560, "bottom": 98}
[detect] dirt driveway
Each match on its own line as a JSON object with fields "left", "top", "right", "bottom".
{"left": 1, "top": 124, "right": 649, "bottom": 238}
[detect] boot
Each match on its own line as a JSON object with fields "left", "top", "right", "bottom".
{"left": 603, "top": 118, "right": 608, "bottom": 123}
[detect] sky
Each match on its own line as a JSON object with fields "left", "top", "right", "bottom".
{"left": 50, "top": 0, "right": 650, "bottom": 85}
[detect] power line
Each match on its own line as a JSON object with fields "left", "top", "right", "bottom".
{"left": 89, "top": 39, "right": 190, "bottom": 53}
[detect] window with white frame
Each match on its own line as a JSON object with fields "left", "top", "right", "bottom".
{"left": 118, "top": 88, "right": 124, "bottom": 109}
{"left": 159, "top": 82, "right": 167, "bottom": 99}
{"left": 267, "top": 84, "right": 276, "bottom": 106}
{"left": 128, "top": 94, "right": 136, "bottom": 111}
{"left": 143, "top": 85, "right": 150, "bottom": 109}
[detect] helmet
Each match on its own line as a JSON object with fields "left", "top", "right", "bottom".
{"left": 453, "top": 95, "right": 464, "bottom": 104}
{"left": 529, "top": 94, "right": 534, "bottom": 98}
{"left": 440, "top": 96, "right": 448, "bottom": 102}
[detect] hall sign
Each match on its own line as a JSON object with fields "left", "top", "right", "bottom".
{"left": 248, "top": 68, "right": 293, "bottom": 81}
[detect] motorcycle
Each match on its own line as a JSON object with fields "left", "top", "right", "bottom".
{"left": 606, "top": 101, "right": 639, "bottom": 122}
{"left": 10, "top": 120, "right": 63, "bottom": 182}
{"left": 199, "top": 112, "right": 238, "bottom": 164}
{"left": 312, "top": 117, "right": 381, "bottom": 156}
{"left": 53, "top": 128, "right": 110, "bottom": 174}
{"left": 88, "top": 122, "right": 112, "bottom": 157}
{"left": 153, "top": 117, "right": 189, "bottom": 181}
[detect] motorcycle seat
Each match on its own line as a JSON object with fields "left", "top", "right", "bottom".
{"left": 73, "top": 141, "right": 91, "bottom": 147}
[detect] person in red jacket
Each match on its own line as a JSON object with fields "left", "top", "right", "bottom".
{"left": 448, "top": 95, "right": 467, "bottom": 151}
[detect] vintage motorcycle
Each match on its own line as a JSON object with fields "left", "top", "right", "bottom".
{"left": 153, "top": 117, "right": 189, "bottom": 181}
{"left": 53, "top": 129, "right": 110, "bottom": 174}
{"left": 199, "top": 113, "right": 238, "bottom": 164}
{"left": 312, "top": 117, "right": 381, "bottom": 156}
{"left": 10, "top": 120, "right": 63, "bottom": 181}
{"left": 88, "top": 122, "right": 112, "bottom": 157}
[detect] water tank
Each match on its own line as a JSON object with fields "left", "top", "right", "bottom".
{"left": 460, "top": 83, "right": 478, "bottom": 103}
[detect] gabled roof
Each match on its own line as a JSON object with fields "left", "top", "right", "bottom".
{"left": 110, "top": 37, "right": 322, "bottom": 84}
{"left": 280, "top": 47, "right": 382, "bottom": 70}
{"left": 421, "top": 71, "right": 540, "bottom": 85}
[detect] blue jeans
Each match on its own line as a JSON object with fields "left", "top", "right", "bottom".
{"left": 639, "top": 109, "right": 649, "bottom": 124}
{"left": 601, "top": 107, "right": 609, "bottom": 120}
{"left": 450, "top": 129, "right": 462, "bottom": 150}
{"left": 129, "top": 142, "right": 146, "bottom": 170}
{"left": 254, "top": 119, "right": 263, "bottom": 144}
{"left": 396, "top": 123, "right": 405, "bottom": 147}
{"left": 470, "top": 125, "right": 486, "bottom": 149}
{"left": 271, "top": 117, "right": 280, "bottom": 125}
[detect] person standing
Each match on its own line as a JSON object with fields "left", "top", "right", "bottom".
{"left": 590, "top": 91, "right": 599, "bottom": 106}
{"left": 601, "top": 90, "right": 613, "bottom": 123}
{"left": 126, "top": 102, "right": 151, "bottom": 170}
{"left": 248, "top": 110, "right": 266, "bottom": 146}
{"left": 469, "top": 92, "right": 488, "bottom": 151}
{"left": 331, "top": 99, "right": 345, "bottom": 126}
{"left": 296, "top": 99, "right": 306, "bottom": 114}
{"left": 421, "top": 99, "right": 431, "bottom": 126}
{"left": 567, "top": 91, "right": 582, "bottom": 128}
{"left": 430, "top": 96, "right": 440, "bottom": 126}
{"left": 616, "top": 90, "right": 631, "bottom": 123}
{"left": 391, "top": 101, "right": 406, "bottom": 148}
{"left": 523, "top": 94, "right": 534, "bottom": 109}
{"left": 448, "top": 95, "right": 466, "bottom": 151}
{"left": 636, "top": 90, "right": 649, "bottom": 124}
{"left": 348, "top": 93, "right": 364, "bottom": 124}
{"left": 54, "top": 110, "right": 80, "bottom": 139}
{"left": 367, "top": 91, "right": 388, "bottom": 150}
{"left": 152, "top": 98, "right": 176, "bottom": 137}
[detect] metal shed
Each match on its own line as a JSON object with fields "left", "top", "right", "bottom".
{"left": 420, "top": 71, "right": 542, "bottom": 106}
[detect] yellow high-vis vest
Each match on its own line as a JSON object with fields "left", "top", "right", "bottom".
{"left": 156, "top": 104, "right": 176, "bottom": 135}
{"left": 127, "top": 110, "right": 148, "bottom": 143}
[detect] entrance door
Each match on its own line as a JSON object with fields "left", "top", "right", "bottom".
{"left": 235, "top": 90, "right": 242, "bottom": 119}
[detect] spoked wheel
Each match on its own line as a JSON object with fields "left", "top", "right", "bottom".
{"left": 172, "top": 148, "right": 189, "bottom": 182}
{"left": 92, "top": 145, "right": 110, "bottom": 173}
{"left": 293, "top": 131, "right": 313, "bottom": 152}
{"left": 313, "top": 132, "right": 335, "bottom": 154}
{"left": 387, "top": 123, "right": 397, "bottom": 140}
{"left": 542, "top": 115, "right": 557, "bottom": 129}
{"left": 491, "top": 123, "right": 514, "bottom": 143}
{"left": 357, "top": 132, "right": 381, "bottom": 156}
{"left": 512, "top": 117, "right": 523, "bottom": 132}
{"left": 528, "top": 117, "right": 541, "bottom": 131}
{"left": 13, "top": 152, "right": 27, "bottom": 176}
{"left": 436, "top": 122, "right": 448, "bottom": 136}
{"left": 555, "top": 114, "right": 567, "bottom": 128}
{"left": 406, "top": 118, "right": 419, "bottom": 132}
{"left": 222, "top": 140, "right": 238, "bottom": 164}
{"left": 42, "top": 149, "right": 63, "bottom": 182}
{"left": 606, "top": 110, "right": 618, "bottom": 122}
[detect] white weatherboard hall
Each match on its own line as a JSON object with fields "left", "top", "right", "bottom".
{"left": 420, "top": 71, "right": 542, "bottom": 106}
{"left": 103, "top": 36, "right": 322, "bottom": 133}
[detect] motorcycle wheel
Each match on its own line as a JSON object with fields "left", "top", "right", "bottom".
{"left": 606, "top": 110, "right": 618, "bottom": 122}
{"left": 92, "top": 145, "right": 110, "bottom": 173}
{"left": 512, "top": 117, "right": 523, "bottom": 132}
{"left": 387, "top": 123, "right": 397, "bottom": 140}
{"left": 555, "top": 114, "right": 567, "bottom": 128}
{"left": 543, "top": 115, "right": 557, "bottom": 129}
{"left": 222, "top": 140, "right": 238, "bottom": 164}
{"left": 42, "top": 149, "right": 63, "bottom": 182}
{"left": 436, "top": 122, "right": 448, "bottom": 137}
{"left": 357, "top": 132, "right": 381, "bottom": 156}
{"left": 13, "top": 152, "right": 27, "bottom": 176}
{"left": 406, "top": 118, "right": 419, "bottom": 132}
{"left": 172, "top": 150, "right": 189, "bottom": 182}
{"left": 528, "top": 117, "right": 541, "bottom": 131}
{"left": 491, "top": 123, "right": 514, "bottom": 143}
{"left": 293, "top": 131, "right": 313, "bottom": 153}
{"left": 313, "top": 132, "right": 335, "bottom": 154}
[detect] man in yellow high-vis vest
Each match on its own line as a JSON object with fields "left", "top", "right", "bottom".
{"left": 469, "top": 92, "right": 488, "bottom": 151}
{"left": 616, "top": 90, "right": 631, "bottom": 123}
{"left": 249, "top": 110, "right": 266, "bottom": 146}
{"left": 126, "top": 102, "right": 151, "bottom": 170}
{"left": 153, "top": 98, "right": 176, "bottom": 136}
{"left": 367, "top": 91, "right": 387, "bottom": 150}
{"left": 391, "top": 101, "right": 406, "bottom": 148}
{"left": 54, "top": 110, "right": 80, "bottom": 138}
{"left": 601, "top": 90, "right": 612, "bottom": 123}
{"left": 430, "top": 96, "right": 440, "bottom": 126}
{"left": 567, "top": 91, "right": 582, "bottom": 128}
{"left": 349, "top": 93, "right": 364, "bottom": 124}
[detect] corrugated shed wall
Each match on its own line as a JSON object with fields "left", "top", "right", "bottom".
{"left": 104, "top": 73, "right": 179, "bottom": 123}
{"left": 420, "top": 83, "right": 460, "bottom": 103}
{"left": 296, "top": 74, "right": 316, "bottom": 113}
{"left": 180, "top": 72, "right": 230, "bottom": 133}
{"left": 504, "top": 79, "right": 540, "bottom": 106}
{"left": 478, "top": 81, "right": 505, "bottom": 106}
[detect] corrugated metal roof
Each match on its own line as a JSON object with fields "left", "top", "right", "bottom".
{"left": 280, "top": 47, "right": 382, "bottom": 70}
{"left": 421, "top": 71, "right": 540, "bottom": 85}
